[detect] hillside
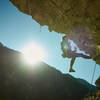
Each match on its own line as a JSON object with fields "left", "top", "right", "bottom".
{"left": 0, "top": 43, "right": 97, "bottom": 100}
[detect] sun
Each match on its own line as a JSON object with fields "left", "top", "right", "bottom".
{"left": 22, "top": 42, "right": 45, "bottom": 65}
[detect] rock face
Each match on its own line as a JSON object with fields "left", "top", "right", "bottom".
{"left": 10, "top": 0, "right": 100, "bottom": 65}
{"left": 82, "top": 91, "right": 100, "bottom": 100}
{"left": 95, "top": 77, "right": 100, "bottom": 90}
{"left": 0, "top": 43, "right": 96, "bottom": 100}
{"left": 10, "top": 0, "right": 100, "bottom": 44}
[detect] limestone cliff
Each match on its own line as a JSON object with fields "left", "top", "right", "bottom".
{"left": 10, "top": 0, "right": 100, "bottom": 43}
{"left": 10, "top": 0, "right": 100, "bottom": 64}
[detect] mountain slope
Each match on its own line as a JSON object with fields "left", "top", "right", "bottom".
{"left": 0, "top": 43, "right": 96, "bottom": 100}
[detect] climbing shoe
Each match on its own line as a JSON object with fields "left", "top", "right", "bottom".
{"left": 69, "top": 69, "right": 75, "bottom": 72}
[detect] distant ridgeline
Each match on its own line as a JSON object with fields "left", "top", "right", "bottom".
{"left": 0, "top": 42, "right": 3, "bottom": 46}
{"left": 0, "top": 43, "right": 97, "bottom": 100}
{"left": 0, "top": 42, "right": 20, "bottom": 54}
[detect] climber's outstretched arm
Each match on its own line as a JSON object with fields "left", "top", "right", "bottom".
{"left": 69, "top": 57, "right": 76, "bottom": 72}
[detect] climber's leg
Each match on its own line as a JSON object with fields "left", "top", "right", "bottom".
{"left": 73, "top": 52, "right": 91, "bottom": 59}
{"left": 69, "top": 57, "right": 76, "bottom": 72}
{"left": 80, "top": 54, "right": 91, "bottom": 59}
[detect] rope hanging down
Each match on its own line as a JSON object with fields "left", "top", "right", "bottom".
{"left": 91, "top": 63, "right": 97, "bottom": 85}
{"left": 86, "top": 63, "right": 97, "bottom": 100}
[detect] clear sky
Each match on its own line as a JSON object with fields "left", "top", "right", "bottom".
{"left": 0, "top": 0, "right": 100, "bottom": 84}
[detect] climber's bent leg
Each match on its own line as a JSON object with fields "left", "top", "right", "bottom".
{"left": 72, "top": 53, "right": 91, "bottom": 59}
{"left": 79, "top": 54, "right": 91, "bottom": 59}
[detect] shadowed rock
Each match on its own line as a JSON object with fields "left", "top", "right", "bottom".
{"left": 95, "top": 77, "right": 100, "bottom": 90}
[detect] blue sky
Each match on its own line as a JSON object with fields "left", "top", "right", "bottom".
{"left": 0, "top": 0, "right": 100, "bottom": 84}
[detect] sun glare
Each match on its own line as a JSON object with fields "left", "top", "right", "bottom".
{"left": 22, "top": 42, "right": 45, "bottom": 65}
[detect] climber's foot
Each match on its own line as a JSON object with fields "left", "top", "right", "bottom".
{"left": 69, "top": 69, "right": 75, "bottom": 72}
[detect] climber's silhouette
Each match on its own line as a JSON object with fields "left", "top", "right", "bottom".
{"left": 61, "top": 36, "right": 92, "bottom": 72}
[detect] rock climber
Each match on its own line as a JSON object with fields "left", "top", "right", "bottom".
{"left": 61, "top": 35, "right": 92, "bottom": 72}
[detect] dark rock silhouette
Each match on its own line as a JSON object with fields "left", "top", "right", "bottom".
{"left": 0, "top": 43, "right": 96, "bottom": 100}
{"left": 95, "top": 77, "right": 100, "bottom": 90}
{"left": 82, "top": 90, "right": 100, "bottom": 100}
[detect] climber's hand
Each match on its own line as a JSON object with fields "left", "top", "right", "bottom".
{"left": 62, "top": 53, "right": 66, "bottom": 58}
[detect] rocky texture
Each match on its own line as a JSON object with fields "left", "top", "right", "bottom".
{"left": 95, "top": 77, "right": 100, "bottom": 90}
{"left": 10, "top": 0, "right": 100, "bottom": 64}
{"left": 0, "top": 43, "right": 96, "bottom": 100}
{"left": 10, "top": 0, "right": 100, "bottom": 43}
{"left": 82, "top": 91, "right": 100, "bottom": 100}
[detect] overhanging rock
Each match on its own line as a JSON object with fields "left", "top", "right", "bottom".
{"left": 10, "top": 0, "right": 100, "bottom": 64}
{"left": 10, "top": 0, "right": 100, "bottom": 43}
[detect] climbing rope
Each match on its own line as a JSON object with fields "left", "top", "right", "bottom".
{"left": 87, "top": 62, "right": 97, "bottom": 100}
{"left": 91, "top": 63, "right": 97, "bottom": 85}
{"left": 40, "top": 26, "right": 42, "bottom": 32}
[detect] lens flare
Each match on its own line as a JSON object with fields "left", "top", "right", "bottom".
{"left": 22, "top": 42, "right": 45, "bottom": 65}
